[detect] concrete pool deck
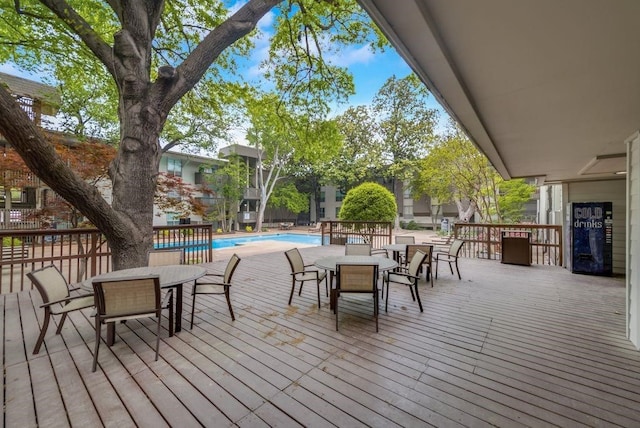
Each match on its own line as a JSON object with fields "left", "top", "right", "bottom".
{"left": 210, "top": 228, "right": 441, "bottom": 260}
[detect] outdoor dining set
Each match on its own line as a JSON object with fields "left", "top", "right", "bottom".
{"left": 26, "top": 248, "right": 241, "bottom": 372}
{"left": 26, "top": 235, "right": 464, "bottom": 372}
{"left": 285, "top": 236, "right": 465, "bottom": 333}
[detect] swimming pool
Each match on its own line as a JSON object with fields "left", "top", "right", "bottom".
{"left": 212, "top": 233, "right": 323, "bottom": 249}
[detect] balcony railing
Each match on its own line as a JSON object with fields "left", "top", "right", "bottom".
{"left": 452, "top": 222, "right": 563, "bottom": 265}
{"left": 322, "top": 221, "right": 393, "bottom": 249}
{"left": 0, "top": 224, "right": 213, "bottom": 295}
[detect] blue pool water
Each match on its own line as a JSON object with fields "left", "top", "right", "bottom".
{"left": 212, "top": 233, "right": 323, "bottom": 249}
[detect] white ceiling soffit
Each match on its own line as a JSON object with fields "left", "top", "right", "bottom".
{"left": 357, "top": 0, "right": 640, "bottom": 183}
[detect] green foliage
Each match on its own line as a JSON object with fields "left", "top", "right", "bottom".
{"left": 245, "top": 225, "right": 253, "bottom": 232}
{"left": 338, "top": 182, "right": 397, "bottom": 222}
{"left": 498, "top": 179, "right": 536, "bottom": 223}
{"left": 2, "top": 237, "right": 22, "bottom": 247}
{"left": 268, "top": 182, "right": 309, "bottom": 214}
{"left": 403, "top": 220, "right": 421, "bottom": 230}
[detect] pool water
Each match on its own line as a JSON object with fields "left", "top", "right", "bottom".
{"left": 212, "top": 233, "right": 323, "bottom": 249}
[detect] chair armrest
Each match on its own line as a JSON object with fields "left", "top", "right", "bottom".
{"left": 386, "top": 271, "right": 420, "bottom": 281}
{"left": 40, "top": 293, "right": 94, "bottom": 308}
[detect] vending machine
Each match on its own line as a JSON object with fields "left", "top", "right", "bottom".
{"left": 569, "top": 202, "right": 613, "bottom": 275}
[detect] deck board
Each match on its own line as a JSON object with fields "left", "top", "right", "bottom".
{"left": 4, "top": 245, "right": 640, "bottom": 427}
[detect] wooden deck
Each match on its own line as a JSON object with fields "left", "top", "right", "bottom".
{"left": 3, "top": 244, "right": 640, "bottom": 427}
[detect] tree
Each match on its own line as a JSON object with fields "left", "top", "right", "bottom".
{"left": 497, "top": 179, "right": 536, "bottom": 223}
{"left": 338, "top": 182, "right": 396, "bottom": 222}
{"left": 244, "top": 92, "right": 341, "bottom": 232}
{"left": 412, "top": 125, "right": 535, "bottom": 223}
{"left": 322, "top": 105, "right": 382, "bottom": 191}
{"left": 0, "top": 1, "right": 381, "bottom": 269}
{"left": 267, "top": 181, "right": 309, "bottom": 222}
{"left": 204, "top": 155, "right": 249, "bottom": 232}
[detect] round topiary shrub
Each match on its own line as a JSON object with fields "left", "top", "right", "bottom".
{"left": 338, "top": 182, "right": 397, "bottom": 222}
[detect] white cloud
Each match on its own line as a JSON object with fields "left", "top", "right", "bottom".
{"left": 327, "top": 45, "right": 375, "bottom": 68}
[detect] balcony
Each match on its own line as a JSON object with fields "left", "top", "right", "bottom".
{"left": 243, "top": 187, "right": 260, "bottom": 200}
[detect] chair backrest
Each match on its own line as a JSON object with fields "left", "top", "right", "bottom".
{"left": 449, "top": 239, "right": 465, "bottom": 257}
{"left": 395, "top": 236, "right": 415, "bottom": 244}
{"left": 336, "top": 264, "right": 378, "bottom": 292}
{"left": 147, "top": 249, "right": 184, "bottom": 266}
{"left": 406, "top": 244, "right": 432, "bottom": 264}
{"left": 27, "top": 265, "right": 70, "bottom": 304}
{"left": 93, "top": 275, "right": 160, "bottom": 319}
{"left": 408, "top": 250, "right": 429, "bottom": 276}
{"left": 285, "top": 248, "right": 304, "bottom": 273}
{"left": 345, "top": 243, "right": 372, "bottom": 256}
{"left": 223, "top": 254, "right": 241, "bottom": 283}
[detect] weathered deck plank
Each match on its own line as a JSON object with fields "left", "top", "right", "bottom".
{"left": 4, "top": 246, "right": 640, "bottom": 427}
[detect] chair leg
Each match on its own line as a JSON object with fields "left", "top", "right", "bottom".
{"left": 168, "top": 291, "right": 174, "bottom": 337}
{"left": 384, "top": 277, "right": 390, "bottom": 313}
{"left": 33, "top": 308, "right": 51, "bottom": 354}
{"left": 190, "top": 287, "right": 197, "bottom": 329}
{"left": 414, "top": 282, "right": 424, "bottom": 312}
{"left": 448, "top": 260, "right": 454, "bottom": 275}
{"left": 435, "top": 259, "right": 439, "bottom": 279}
{"left": 335, "top": 291, "right": 339, "bottom": 331}
{"left": 92, "top": 318, "right": 101, "bottom": 372}
{"left": 154, "top": 313, "right": 161, "bottom": 362}
{"left": 374, "top": 292, "right": 379, "bottom": 332}
{"left": 455, "top": 259, "right": 461, "bottom": 280}
{"left": 316, "top": 280, "right": 321, "bottom": 308}
{"left": 55, "top": 312, "right": 67, "bottom": 334}
{"left": 224, "top": 285, "right": 235, "bottom": 321}
{"left": 288, "top": 278, "right": 296, "bottom": 305}
{"left": 409, "top": 285, "right": 416, "bottom": 301}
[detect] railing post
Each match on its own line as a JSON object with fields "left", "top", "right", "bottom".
{"left": 89, "top": 231, "right": 98, "bottom": 277}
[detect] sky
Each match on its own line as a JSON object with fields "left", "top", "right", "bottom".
{"left": 0, "top": 2, "right": 448, "bottom": 146}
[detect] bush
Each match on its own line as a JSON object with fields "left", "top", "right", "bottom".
{"left": 2, "top": 237, "right": 22, "bottom": 247}
{"left": 245, "top": 225, "right": 253, "bottom": 232}
{"left": 338, "top": 182, "right": 397, "bottom": 222}
{"left": 404, "top": 220, "right": 421, "bottom": 230}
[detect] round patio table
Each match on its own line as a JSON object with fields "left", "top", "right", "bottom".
{"left": 84, "top": 265, "right": 206, "bottom": 344}
{"left": 314, "top": 255, "right": 397, "bottom": 310}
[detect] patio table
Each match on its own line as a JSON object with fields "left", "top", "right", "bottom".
{"left": 84, "top": 265, "right": 206, "bottom": 345}
{"left": 314, "top": 255, "right": 397, "bottom": 310}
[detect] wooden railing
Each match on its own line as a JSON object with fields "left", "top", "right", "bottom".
{"left": 0, "top": 224, "right": 213, "bottom": 294}
{"left": 452, "top": 223, "right": 563, "bottom": 266}
{"left": 322, "top": 221, "right": 393, "bottom": 249}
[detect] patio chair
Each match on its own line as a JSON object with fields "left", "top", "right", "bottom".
{"left": 285, "top": 248, "right": 327, "bottom": 308}
{"left": 334, "top": 264, "right": 379, "bottom": 332}
{"left": 345, "top": 243, "right": 372, "bottom": 256}
{"left": 147, "top": 248, "right": 185, "bottom": 336}
{"left": 383, "top": 249, "right": 429, "bottom": 313}
{"left": 27, "top": 265, "right": 95, "bottom": 354}
{"left": 435, "top": 239, "right": 465, "bottom": 280}
{"left": 308, "top": 222, "right": 323, "bottom": 233}
{"left": 405, "top": 244, "right": 434, "bottom": 287}
{"left": 147, "top": 248, "right": 184, "bottom": 266}
{"left": 371, "top": 248, "right": 389, "bottom": 258}
{"left": 190, "top": 254, "right": 241, "bottom": 327}
{"left": 91, "top": 275, "right": 168, "bottom": 372}
{"left": 395, "top": 236, "right": 415, "bottom": 244}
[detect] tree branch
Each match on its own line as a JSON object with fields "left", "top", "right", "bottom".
{"left": 154, "top": 0, "right": 282, "bottom": 111}
{"left": 38, "top": 0, "right": 119, "bottom": 78}
{"left": 0, "top": 85, "right": 131, "bottom": 240}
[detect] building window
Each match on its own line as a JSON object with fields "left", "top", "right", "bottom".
{"left": 319, "top": 207, "right": 325, "bottom": 218}
{"left": 335, "top": 206, "right": 341, "bottom": 218}
{"left": 319, "top": 191, "right": 325, "bottom": 203}
{"left": 167, "top": 158, "right": 182, "bottom": 177}
{"left": 336, "top": 189, "right": 345, "bottom": 202}
{"left": 0, "top": 188, "right": 24, "bottom": 203}
{"left": 166, "top": 212, "right": 180, "bottom": 225}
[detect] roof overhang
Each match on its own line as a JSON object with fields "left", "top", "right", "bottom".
{"left": 357, "top": 0, "right": 640, "bottom": 182}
